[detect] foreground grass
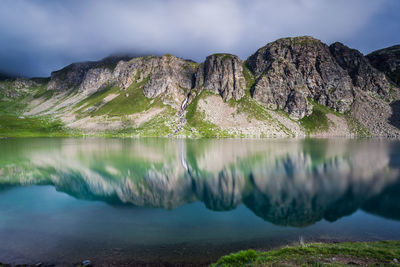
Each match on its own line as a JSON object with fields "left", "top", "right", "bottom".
{"left": 211, "top": 241, "right": 400, "bottom": 266}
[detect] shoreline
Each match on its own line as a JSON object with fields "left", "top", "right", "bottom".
{"left": 1, "top": 239, "right": 398, "bottom": 267}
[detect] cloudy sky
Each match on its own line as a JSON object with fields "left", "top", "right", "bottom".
{"left": 1, "top": 0, "right": 399, "bottom": 77}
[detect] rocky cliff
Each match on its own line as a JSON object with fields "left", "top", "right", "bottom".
{"left": 195, "top": 54, "right": 245, "bottom": 101}
{"left": 367, "top": 45, "right": 400, "bottom": 86}
{"left": 1, "top": 36, "right": 400, "bottom": 138}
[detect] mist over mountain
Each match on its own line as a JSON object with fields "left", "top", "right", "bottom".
{"left": 1, "top": 0, "right": 399, "bottom": 77}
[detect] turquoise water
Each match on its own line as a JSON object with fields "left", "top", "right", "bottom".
{"left": 0, "top": 138, "right": 400, "bottom": 266}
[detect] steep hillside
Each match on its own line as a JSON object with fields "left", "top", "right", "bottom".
{"left": 367, "top": 45, "right": 400, "bottom": 86}
{"left": 1, "top": 36, "right": 400, "bottom": 138}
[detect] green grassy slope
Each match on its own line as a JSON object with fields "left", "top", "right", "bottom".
{"left": 212, "top": 241, "right": 400, "bottom": 266}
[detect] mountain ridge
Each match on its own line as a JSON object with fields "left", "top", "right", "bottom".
{"left": 1, "top": 36, "right": 400, "bottom": 138}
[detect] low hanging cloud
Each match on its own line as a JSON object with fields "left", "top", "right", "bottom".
{"left": 0, "top": 0, "right": 398, "bottom": 77}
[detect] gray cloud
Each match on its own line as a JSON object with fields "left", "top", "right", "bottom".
{"left": 0, "top": 0, "right": 399, "bottom": 77}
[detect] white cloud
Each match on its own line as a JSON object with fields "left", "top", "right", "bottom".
{"left": 0, "top": 0, "right": 396, "bottom": 76}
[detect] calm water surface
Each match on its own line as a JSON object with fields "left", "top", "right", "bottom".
{"left": 0, "top": 138, "right": 400, "bottom": 266}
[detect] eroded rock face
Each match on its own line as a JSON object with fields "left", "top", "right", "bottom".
{"left": 46, "top": 54, "right": 196, "bottom": 109}
{"left": 114, "top": 55, "right": 196, "bottom": 108}
{"left": 330, "top": 42, "right": 393, "bottom": 98}
{"left": 47, "top": 56, "right": 128, "bottom": 91}
{"left": 196, "top": 54, "right": 245, "bottom": 101}
{"left": 246, "top": 36, "right": 354, "bottom": 119}
{"left": 367, "top": 45, "right": 400, "bottom": 86}
{"left": 78, "top": 68, "right": 114, "bottom": 94}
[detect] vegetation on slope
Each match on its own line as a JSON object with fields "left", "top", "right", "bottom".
{"left": 74, "top": 73, "right": 162, "bottom": 117}
{"left": 0, "top": 115, "right": 69, "bottom": 137}
{"left": 0, "top": 81, "right": 71, "bottom": 137}
{"left": 211, "top": 241, "right": 400, "bottom": 267}
{"left": 185, "top": 90, "right": 232, "bottom": 138}
{"left": 300, "top": 104, "right": 330, "bottom": 135}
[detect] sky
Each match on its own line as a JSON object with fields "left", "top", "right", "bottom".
{"left": 0, "top": 0, "right": 399, "bottom": 77}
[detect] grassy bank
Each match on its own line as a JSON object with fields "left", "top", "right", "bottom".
{"left": 211, "top": 241, "right": 400, "bottom": 266}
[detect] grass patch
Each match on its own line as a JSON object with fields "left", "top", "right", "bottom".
{"left": 211, "top": 241, "right": 400, "bottom": 267}
{"left": 74, "top": 85, "right": 118, "bottom": 112}
{"left": 242, "top": 63, "right": 256, "bottom": 90}
{"left": 107, "top": 107, "right": 176, "bottom": 137}
{"left": 33, "top": 85, "right": 54, "bottom": 100}
{"left": 186, "top": 90, "right": 232, "bottom": 138}
{"left": 92, "top": 75, "right": 154, "bottom": 116}
{"left": 300, "top": 106, "right": 329, "bottom": 134}
{"left": 0, "top": 98, "right": 28, "bottom": 116}
{"left": 299, "top": 100, "right": 340, "bottom": 135}
{"left": 232, "top": 91, "right": 272, "bottom": 122}
{"left": 0, "top": 114, "right": 71, "bottom": 137}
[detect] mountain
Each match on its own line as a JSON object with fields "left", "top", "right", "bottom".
{"left": 1, "top": 36, "right": 400, "bottom": 138}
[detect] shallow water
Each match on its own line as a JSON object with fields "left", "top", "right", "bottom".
{"left": 0, "top": 138, "right": 400, "bottom": 266}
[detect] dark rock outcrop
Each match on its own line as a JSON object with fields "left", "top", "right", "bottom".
{"left": 246, "top": 36, "right": 354, "bottom": 119}
{"left": 330, "top": 42, "right": 393, "bottom": 98}
{"left": 196, "top": 54, "right": 245, "bottom": 101}
{"left": 367, "top": 45, "right": 400, "bottom": 86}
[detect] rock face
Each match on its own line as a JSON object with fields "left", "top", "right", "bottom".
{"left": 46, "top": 56, "right": 130, "bottom": 91}
{"left": 330, "top": 42, "right": 393, "bottom": 98}
{"left": 47, "top": 54, "right": 197, "bottom": 109}
{"left": 367, "top": 45, "right": 400, "bottom": 86}
{"left": 114, "top": 55, "right": 196, "bottom": 108}
{"left": 196, "top": 54, "right": 245, "bottom": 101}
{"left": 246, "top": 36, "right": 354, "bottom": 119}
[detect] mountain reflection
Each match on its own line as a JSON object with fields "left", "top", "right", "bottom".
{"left": 0, "top": 138, "right": 400, "bottom": 226}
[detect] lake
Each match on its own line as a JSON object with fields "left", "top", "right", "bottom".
{"left": 0, "top": 138, "right": 400, "bottom": 266}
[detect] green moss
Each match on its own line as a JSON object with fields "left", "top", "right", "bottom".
{"left": 211, "top": 241, "right": 400, "bottom": 267}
